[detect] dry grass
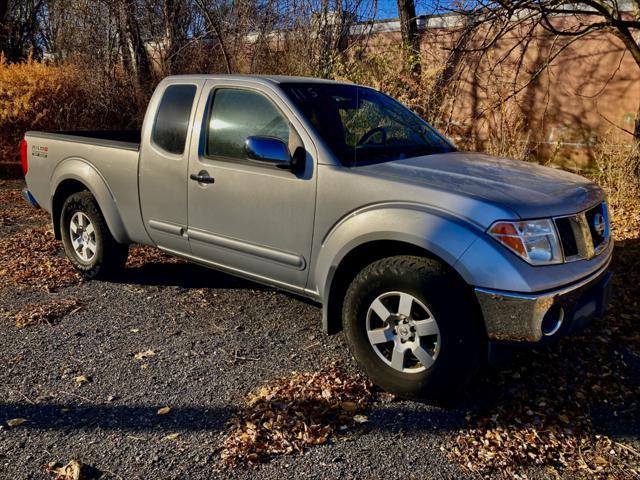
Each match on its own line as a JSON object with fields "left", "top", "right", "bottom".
{"left": 591, "top": 142, "right": 640, "bottom": 208}
{"left": 331, "top": 45, "right": 445, "bottom": 122}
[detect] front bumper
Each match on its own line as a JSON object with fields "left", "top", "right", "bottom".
{"left": 475, "top": 258, "right": 613, "bottom": 342}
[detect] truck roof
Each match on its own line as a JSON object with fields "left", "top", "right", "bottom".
{"left": 164, "top": 74, "right": 349, "bottom": 86}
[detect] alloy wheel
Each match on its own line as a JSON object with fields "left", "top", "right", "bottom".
{"left": 366, "top": 291, "right": 440, "bottom": 373}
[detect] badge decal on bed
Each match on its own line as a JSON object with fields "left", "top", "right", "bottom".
{"left": 31, "top": 145, "right": 48, "bottom": 158}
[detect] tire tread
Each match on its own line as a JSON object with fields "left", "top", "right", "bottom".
{"left": 342, "top": 255, "right": 483, "bottom": 400}
{"left": 60, "top": 191, "right": 128, "bottom": 279}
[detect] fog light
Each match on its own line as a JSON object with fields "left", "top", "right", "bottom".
{"left": 541, "top": 305, "right": 564, "bottom": 336}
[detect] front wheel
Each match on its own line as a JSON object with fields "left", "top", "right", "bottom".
{"left": 60, "top": 191, "right": 129, "bottom": 279}
{"left": 342, "top": 256, "right": 484, "bottom": 400}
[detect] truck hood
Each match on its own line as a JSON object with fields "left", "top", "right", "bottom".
{"left": 357, "top": 152, "right": 604, "bottom": 218}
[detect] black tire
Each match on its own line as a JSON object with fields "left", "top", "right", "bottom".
{"left": 60, "top": 191, "right": 129, "bottom": 279}
{"left": 342, "top": 255, "right": 484, "bottom": 400}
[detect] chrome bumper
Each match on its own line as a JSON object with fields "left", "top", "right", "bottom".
{"left": 475, "top": 258, "right": 613, "bottom": 342}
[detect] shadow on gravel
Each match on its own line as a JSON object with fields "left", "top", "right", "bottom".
{"left": 0, "top": 402, "right": 232, "bottom": 432}
{"left": 115, "top": 262, "right": 258, "bottom": 290}
{"left": 112, "top": 261, "right": 320, "bottom": 307}
{"left": 365, "top": 403, "right": 467, "bottom": 432}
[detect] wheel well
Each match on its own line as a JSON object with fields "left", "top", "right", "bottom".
{"left": 52, "top": 179, "right": 89, "bottom": 239}
{"left": 325, "top": 240, "right": 472, "bottom": 335}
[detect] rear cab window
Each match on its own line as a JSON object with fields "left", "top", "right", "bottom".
{"left": 152, "top": 84, "right": 197, "bottom": 155}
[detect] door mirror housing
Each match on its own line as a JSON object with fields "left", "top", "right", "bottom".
{"left": 245, "top": 136, "right": 292, "bottom": 168}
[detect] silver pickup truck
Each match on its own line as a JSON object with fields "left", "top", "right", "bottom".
{"left": 21, "top": 75, "right": 613, "bottom": 399}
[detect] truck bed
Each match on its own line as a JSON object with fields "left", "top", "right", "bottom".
{"left": 24, "top": 128, "right": 149, "bottom": 246}
{"left": 27, "top": 130, "right": 141, "bottom": 151}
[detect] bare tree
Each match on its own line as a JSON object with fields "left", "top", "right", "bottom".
{"left": 0, "top": 0, "right": 45, "bottom": 60}
{"left": 122, "top": 0, "right": 152, "bottom": 89}
{"left": 397, "top": 0, "right": 421, "bottom": 75}
{"left": 194, "top": 0, "right": 235, "bottom": 73}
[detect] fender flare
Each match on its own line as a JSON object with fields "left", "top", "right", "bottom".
{"left": 50, "top": 158, "right": 130, "bottom": 244}
{"left": 311, "top": 203, "right": 485, "bottom": 332}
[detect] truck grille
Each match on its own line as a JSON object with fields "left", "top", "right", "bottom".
{"left": 553, "top": 202, "right": 609, "bottom": 262}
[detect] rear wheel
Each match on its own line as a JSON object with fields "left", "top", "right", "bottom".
{"left": 342, "top": 255, "right": 484, "bottom": 400}
{"left": 60, "top": 191, "right": 128, "bottom": 279}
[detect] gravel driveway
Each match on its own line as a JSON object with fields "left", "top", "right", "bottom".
{"left": 2, "top": 178, "right": 638, "bottom": 480}
{"left": 0, "top": 180, "right": 469, "bottom": 479}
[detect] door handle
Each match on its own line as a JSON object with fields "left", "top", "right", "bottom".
{"left": 190, "top": 170, "right": 215, "bottom": 184}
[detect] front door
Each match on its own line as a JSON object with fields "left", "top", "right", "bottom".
{"left": 186, "top": 80, "right": 317, "bottom": 291}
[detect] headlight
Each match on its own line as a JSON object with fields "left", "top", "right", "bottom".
{"left": 488, "top": 219, "right": 562, "bottom": 265}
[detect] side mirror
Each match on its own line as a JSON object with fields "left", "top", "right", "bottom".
{"left": 245, "top": 136, "right": 292, "bottom": 168}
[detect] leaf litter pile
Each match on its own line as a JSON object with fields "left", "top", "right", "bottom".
{"left": 126, "top": 244, "right": 184, "bottom": 268}
{"left": 220, "top": 364, "right": 372, "bottom": 468}
{"left": 0, "top": 183, "right": 77, "bottom": 290}
{"left": 0, "top": 226, "right": 81, "bottom": 291}
{"left": 7, "top": 298, "right": 82, "bottom": 328}
{"left": 450, "top": 204, "right": 640, "bottom": 478}
{"left": 0, "top": 227, "right": 180, "bottom": 293}
{"left": 0, "top": 183, "right": 48, "bottom": 227}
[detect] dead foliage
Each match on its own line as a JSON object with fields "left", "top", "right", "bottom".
{"left": 6, "top": 418, "right": 27, "bottom": 427}
{"left": 9, "top": 298, "right": 82, "bottom": 328}
{"left": 126, "top": 245, "right": 184, "bottom": 268}
{"left": 0, "top": 226, "right": 80, "bottom": 291}
{"left": 450, "top": 207, "right": 640, "bottom": 478}
{"left": 0, "top": 186, "right": 182, "bottom": 291}
{"left": 45, "top": 459, "right": 100, "bottom": 480}
{"left": 608, "top": 201, "right": 640, "bottom": 243}
{"left": 219, "top": 364, "right": 372, "bottom": 468}
{"left": 0, "top": 56, "right": 139, "bottom": 163}
{"left": 0, "top": 187, "right": 48, "bottom": 227}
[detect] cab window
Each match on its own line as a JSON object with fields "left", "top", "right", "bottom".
{"left": 207, "top": 88, "right": 289, "bottom": 160}
{"left": 152, "top": 84, "right": 197, "bottom": 155}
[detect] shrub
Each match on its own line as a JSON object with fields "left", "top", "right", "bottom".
{"left": 591, "top": 140, "right": 640, "bottom": 207}
{"left": 0, "top": 55, "right": 140, "bottom": 163}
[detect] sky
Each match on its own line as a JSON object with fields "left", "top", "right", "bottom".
{"left": 369, "top": 0, "right": 441, "bottom": 20}
{"left": 375, "top": 0, "right": 400, "bottom": 18}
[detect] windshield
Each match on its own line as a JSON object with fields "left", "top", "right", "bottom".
{"left": 280, "top": 83, "right": 455, "bottom": 165}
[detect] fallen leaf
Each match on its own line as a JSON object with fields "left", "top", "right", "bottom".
{"left": 353, "top": 414, "right": 368, "bottom": 424}
{"left": 7, "top": 418, "right": 27, "bottom": 427}
{"left": 558, "top": 414, "right": 570, "bottom": 424}
{"left": 340, "top": 401, "right": 357, "bottom": 412}
{"left": 73, "top": 375, "right": 89, "bottom": 386}
{"left": 0, "top": 226, "right": 80, "bottom": 291}
{"left": 134, "top": 349, "right": 155, "bottom": 361}
{"left": 165, "top": 433, "right": 181, "bottom": 440}
{"left": 45, "top": 459, "right": 83, "bottom": 480}
{"left": 157, "top": 406, "right": 171, "bottom": 415}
